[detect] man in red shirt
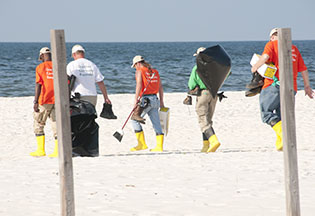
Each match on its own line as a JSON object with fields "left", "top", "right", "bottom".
{"left": 251, "top": 28, "right": 314, "bottom": 151}
{"left": 30, "top": 47, "right": 58, "bottom": 157}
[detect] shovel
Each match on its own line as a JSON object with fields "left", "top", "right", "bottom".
{"left": 113, "top": 105, "right": 137, "bottom": 142}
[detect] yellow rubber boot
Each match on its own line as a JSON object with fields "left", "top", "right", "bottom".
{"left": 201, "top": 140, "right": 210, "bottom": 152}
{"left": 150, "top": 134, "right": 164, "bottom": 152}
{"left": 272, "top": 121, "right": 283, "bottom": 151}
{"left": 207, "top": 134, "right": 221, "bottom": 153}
{"left": 48, "top": 139, "right": 59, "bottom": 157}
{"left": 131, "top": 131, "right": 148, "bottom": 151}
{"left": 30, "top": 135, "right": 46, "bottom": 157}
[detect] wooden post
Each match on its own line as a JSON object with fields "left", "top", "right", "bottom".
{"left": 278, "top": 28, "right": 300, "bottom": 216}
{"left": 50, "top": 29, "right": 75, "bottom": 216}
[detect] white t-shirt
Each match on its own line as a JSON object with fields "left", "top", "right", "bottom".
{"left": 67, "top": 58, "right": 104, "bottom": 96}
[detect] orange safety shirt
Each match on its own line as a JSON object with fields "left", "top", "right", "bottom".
{"left": 262, "top": 40, "right": 307, "bottom": 91}
{"left": 137, "top": 67, "right": 160, "bottom": 95}
{"left": 35, "top": 61, "right": 55, "bottom": 105}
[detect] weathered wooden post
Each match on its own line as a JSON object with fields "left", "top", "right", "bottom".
{"left": 278, "top": 28, "right": 300, "bottom": 216}
{"left": 50, "top": 29, "right": 75, "bottom": 216}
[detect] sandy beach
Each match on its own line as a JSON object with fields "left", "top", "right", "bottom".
{"left": 0, "top": 91, "right": 314, "bottom": 216}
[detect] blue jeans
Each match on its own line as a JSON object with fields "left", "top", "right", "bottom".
{"left": 131, "top": 95, "right": 163, "bottom": 135}
{"left": 259, "top": 85, "right": 281, "bottom": 126}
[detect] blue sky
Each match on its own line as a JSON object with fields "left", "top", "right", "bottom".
{"left": 1, "top": 0, "right": 314, "bottom": 42}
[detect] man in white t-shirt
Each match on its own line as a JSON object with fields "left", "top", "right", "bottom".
{"left": 67, "top": 44, "right": 112, "bottom": 106}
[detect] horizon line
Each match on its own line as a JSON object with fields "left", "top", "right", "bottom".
{"left": 1, "top": 39, "right": 315, "bottom": 43}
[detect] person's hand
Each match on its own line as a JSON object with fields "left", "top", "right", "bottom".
{"left": 33, "top": 103, "right": 39, "bottom": 112}
{"left": 304, "top": 86, "right": 314, "bottom": 99}
{"left": 133, "top": 99, "right": 139, "bottom": 109}
{"left": 160, "top": 101, "right": 165, "bottom": 109}
{"left": 105, "top": 98, "right": 112, "bottom": 104}
{"left": 251, "top": 66, "right": 257, "bottom": 73}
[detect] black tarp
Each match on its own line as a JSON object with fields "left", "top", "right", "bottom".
{"left": 196, "top": 45, "right": 231, "bottom": 98}
{"left": 70, "top": 99, "right": 99, "bottom": 157}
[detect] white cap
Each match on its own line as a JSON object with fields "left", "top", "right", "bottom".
{"left": 269, "top": 28, "right": 279, "bottom": 37}
{"left": 38, "top": 47, "right": 50, "bottom": 60}
{"left": 193, "top": 47, "right": 206, "bottom": 56}
{"left": 131, "top": 55, "right": 144, "bottom": 68}
{"left": 39, "top": 47, "right": 51, "bottom": 54}
{"left": 72, "top": 44, "right": 85, "bottom": 54}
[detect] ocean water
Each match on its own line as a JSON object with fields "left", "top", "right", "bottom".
{"left": 0, "top": 41, "right": 314, "bottom": 97}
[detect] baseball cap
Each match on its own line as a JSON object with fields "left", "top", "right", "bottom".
{"left": 72, "top": 44, "right": 85, "bottom": 54}
{"left": 269, "top": 28, "right": 279, "bottom": 37}
{"left": 131, "top": 55, "right": 144, "bottom": 68}
{"left": 193, "top": 47, "right": 206, "bottom": 56}
{"left": 38, "top": 47, "right": 51, "bottom": 60}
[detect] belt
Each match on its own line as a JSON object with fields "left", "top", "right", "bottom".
{"left": 144, "top": 94, "right": 157, "bottom": 96}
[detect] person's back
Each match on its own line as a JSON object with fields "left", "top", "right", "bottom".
{"left": 138, "top": 66, "right": 160, "bottom": 96}
{"left": 36, "top": 61, "right": 54, "bottom": 105}
{"left": 67, "top": 57, "right": 102, "bottom": 96}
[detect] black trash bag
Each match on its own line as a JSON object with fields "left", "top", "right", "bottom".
{"left": 196, "top": 45, "right": 232, "bottom": 98}
{"left": 70, "top": 98, "right": 99, "bottom": 157}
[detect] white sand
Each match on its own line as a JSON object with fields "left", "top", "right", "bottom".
{"left": 0, "top": 91, "right": 314, "bottom": 216}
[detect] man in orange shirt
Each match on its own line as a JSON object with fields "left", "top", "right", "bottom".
{"left": 251, "top": 28, "right": 314, "bottom": 151}
{"left": 30, "top": 47, "right": 58, "bottom": 157}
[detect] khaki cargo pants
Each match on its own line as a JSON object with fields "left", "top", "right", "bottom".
{"left": 33, "top": 104, "right": 57, "bottom": 138}
{"left": 80, "top": 95, "right": 97, "bottom": 107}
{"left": 195, "top": 89, "right": 218, "bottom": 139}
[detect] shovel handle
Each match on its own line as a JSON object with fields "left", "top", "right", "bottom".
{"left": 120, "top": 105, "right": 137, "bottom": 130}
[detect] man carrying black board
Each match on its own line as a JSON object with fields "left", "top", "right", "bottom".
{"left": 186, "top": 45, "right": 231, "bottom": 153}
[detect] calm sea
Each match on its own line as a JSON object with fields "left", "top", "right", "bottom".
{"left": 0, "top": 41, "right": 314, "bottom": 97}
